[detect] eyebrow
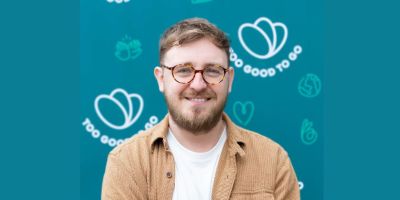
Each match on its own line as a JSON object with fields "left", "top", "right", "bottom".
{"left": 186, "top": 62, "right": 224, "bottom": 69}
{"left": 203, "top": 62, "right": 223, "bottom": 67}
{"left": 177, "top": 62, "right": 225, "bottom": 69}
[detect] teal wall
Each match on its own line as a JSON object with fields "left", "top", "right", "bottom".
{"left": 80, "top": 0, "right": 323, "bottom": 199}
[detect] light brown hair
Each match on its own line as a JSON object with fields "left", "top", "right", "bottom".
{"left": 159, "top": 18, "right": 230, "bottom": 63}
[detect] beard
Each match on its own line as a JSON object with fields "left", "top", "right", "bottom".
{"left": 164, "top": 88, "right": 227, "bottom": 135}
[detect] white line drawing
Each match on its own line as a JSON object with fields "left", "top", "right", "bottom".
{"left": 229, "top": 45, "right": 302, "bottom": 78}
{"left": 107, "top": 0, "right": 130, "bottom": 4}
{"left": 82, "top": 115, "right": 159, "bottom": 147}
{"left": 94, "top": 88, "right": 144, "bottom": 130}
{"left": 238, "top": 17, "right": 288, "bottom": 60}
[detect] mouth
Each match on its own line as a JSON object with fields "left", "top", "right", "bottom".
{"left": 184, "top": 97, "right": 212, "bottom": 105}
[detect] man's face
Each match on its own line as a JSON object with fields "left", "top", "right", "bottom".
{"left": 154, "top": 38, "right": 234, "bottom": 134}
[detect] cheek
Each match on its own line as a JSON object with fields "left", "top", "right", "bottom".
{"left": 214, "top": 83, "right": 230, "bottom": 97}
{"left": 164, "top": 83, "right": 185, "bottom": 99}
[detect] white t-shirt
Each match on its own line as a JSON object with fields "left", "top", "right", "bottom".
{"left": 167, "top": 127, "right": 227, "bottom": 200}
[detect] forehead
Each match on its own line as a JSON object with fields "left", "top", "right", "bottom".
{"left": 163, "top": 38, "right": 228, "bottom": 67}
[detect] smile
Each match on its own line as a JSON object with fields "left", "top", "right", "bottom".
{"left": 185, "top": 97, "right": 211, "bottom": 102}
{"left": 184, "top": 97, "right": 211, "bottom": 103}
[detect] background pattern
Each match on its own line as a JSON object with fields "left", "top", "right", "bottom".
{"left": 80, "top": 0, "right": 323, "bottom": 199}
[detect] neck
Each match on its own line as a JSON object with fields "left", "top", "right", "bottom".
{"left": 168, "top": 115, "right": 225, "bottom": 153}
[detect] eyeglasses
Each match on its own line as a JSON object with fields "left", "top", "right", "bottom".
{"left": 160, "top": 63, "right": 228, "bottom": 85}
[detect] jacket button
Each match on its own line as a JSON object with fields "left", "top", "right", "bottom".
{"left": 166, "top": 172, "right": 173, "bottom": 178}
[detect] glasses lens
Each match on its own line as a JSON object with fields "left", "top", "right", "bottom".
{"left": 173, "top": 64, "right": 194, "bottom": 83}
{"left": 204, "top": 65, "right": 225, "bottom": 84}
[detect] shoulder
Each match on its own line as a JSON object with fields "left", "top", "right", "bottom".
{"left": 224, "top": 113, "right": 289, "bottom": 159}
{"left": 106, "top": 128, "right": 154, "bottom": 166}
{"left": 102, "top": 126, "right": 160, "bottom": 199}
{"left": 231, "top": 127, "right": 298, "bottom": 192}
{"left": 237, "top": 127, "right": 290, "bottom": 159}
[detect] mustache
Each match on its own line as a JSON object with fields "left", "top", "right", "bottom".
{"left": 181, "top": 89, "right": 216, "bottom": 98}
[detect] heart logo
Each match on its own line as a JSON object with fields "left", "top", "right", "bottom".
{"left": 233, "top": 101, "right": 255, "bottom": 126}
{"left": 94, "top": 88, "right": 144, "bottom": 130}
{"left": 238, "top": 17, "right": 288, "bottom": 60}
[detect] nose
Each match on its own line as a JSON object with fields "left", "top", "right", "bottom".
{"left": 189, "top": 72, "right": 207, "bottom": 91}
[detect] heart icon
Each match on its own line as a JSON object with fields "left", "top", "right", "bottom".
{"left": 238, "top": 17, "right": 288, "bottom": 60}
{"left": 94, "top": 88, "right": 144, "bottom": 130}
{"left": 233, "top": 101, "right": 255, "bottom": 126}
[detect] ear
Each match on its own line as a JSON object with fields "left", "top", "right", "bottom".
{"left": 154, "top": 66, "right": 165, "bottom": 92}
{"left": 227, "top": 66, "right": 234, "bottom": 93}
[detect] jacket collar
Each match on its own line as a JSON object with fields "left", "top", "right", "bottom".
{"left": 149, "top": 112, "right": 246, "bottom": 157}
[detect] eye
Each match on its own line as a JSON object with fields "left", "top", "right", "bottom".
{"left": 205, "top": 66, "right": 223, "bottom": 77}
{"left": 173, "top": 65, "right": 193, "bottom": 76}
{"left": 176, "top": 68, "right": 190, "bottom": 73}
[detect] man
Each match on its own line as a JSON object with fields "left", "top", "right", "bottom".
{"left": 102, "top": 18, "right": 300, "bottom": 200}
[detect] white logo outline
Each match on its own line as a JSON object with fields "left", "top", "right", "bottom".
{"left": 238, "top": 17, "right": 288, "bottom": 60}
{"left": 107, "top": 0, "right": 130, "bottom": 4}
{"left": 94, "top": 88, "right": 144, "bottom": 130}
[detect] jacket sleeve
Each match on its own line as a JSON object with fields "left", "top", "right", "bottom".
{"left": 101, "top": 153, "right": 147, "bottom": 200}
{"left": 274, "top": 149, "right": 301, "bottom": 200}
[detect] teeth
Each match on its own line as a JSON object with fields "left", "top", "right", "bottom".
{"left": 190, "top": 98, "right": 206, "bottom": 102}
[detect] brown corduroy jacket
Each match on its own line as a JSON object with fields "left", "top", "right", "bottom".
{"left": 102, "top": 113, "right": 300, "bottom": 200}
